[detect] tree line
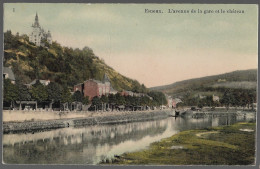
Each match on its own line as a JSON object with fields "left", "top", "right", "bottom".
{"left": 177, "top": 88, "right": 256, "bottom": 110}
{"left": 3, "top": 79, "right": 167, "bottom": 111}
{"left": 220, "top": 88, "right": 256, "bottom": 110}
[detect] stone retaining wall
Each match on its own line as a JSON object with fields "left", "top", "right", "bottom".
{"left": 3, "top": 110, "right": 169, "bottom": 133}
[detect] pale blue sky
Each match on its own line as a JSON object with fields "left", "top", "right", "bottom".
{"left": 4, "top": 4, "right": 258, "bottom": 87}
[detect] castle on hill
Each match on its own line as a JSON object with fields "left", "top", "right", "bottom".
{"left": 29, "top": 13, "right": 52, "bottom": 46}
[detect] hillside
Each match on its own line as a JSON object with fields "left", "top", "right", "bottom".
{"left": 4, "top": 30, "right": 147, "bottom": 93}
{"left": 150, "top": 69, "right": 257, "bottom": 98}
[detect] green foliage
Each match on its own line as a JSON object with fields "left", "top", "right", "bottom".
{"left": 220, "top": 89, "right": 256, "bottom": 109}
{"left": 46, "top": 82, "right": 62, "bottom": 102}
{"left": 30, "top": 80, "right": 48, "bottom": 102}
{"left": 61, "top": 86, "right": 72, "bottom": 103}
{"left": 72, "top": 91, "right": 83, "bottom": 102}
{"left": 114, "top": 93, "right": 125, "bottom": 105}
{"left": 82, "top": 96, "right": 90, "bottom": 105}
{"left": 151, "top": 69, "right": 257, "bottom": 101}
{"left": 100, "top": 95, "right": 108, "bottom": 103}
{"left": 3, "top": 79, "right": 18, "bottom": 106}
{"left": 108, "top": 94, "right": 116, "bottom": 104}
{"left": 92, "top": 96, "right": 102, "bottom": 106}
{"left": 109, "top": 122, "right": 256, "bottom": 165}
{"left": 16, "top": 83, "right": 31, "bottom": 101}
{"left": 4, "top": 31, "right": 147, "bottom": 92}
{"left": 147, "top": 91, "right": 167, "bottom": 106}
{"left": 4, "top": 30, "right": 19, "bottom": 50}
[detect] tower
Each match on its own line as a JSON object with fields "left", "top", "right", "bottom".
{"left": 29, "top": 12, "right": 52, "bottom": 46}
{"left": 33, "top": 13, "right": 40, "bottom": 28}
{"left": 103, "top": 73, "right": 111, "bottom": 94}
{"left": 29, "top": 12, "right": 43, "bottom": 46}
{"left": 47, "top": 30, "right": 52, "bottom": 44}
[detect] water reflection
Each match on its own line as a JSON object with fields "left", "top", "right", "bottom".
{"left": 3, "top": 112, "right": 255, "bottom": 164}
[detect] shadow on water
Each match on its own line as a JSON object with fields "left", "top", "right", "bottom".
{"left": 3, "top": 111, "right": 255, "bottom": 164}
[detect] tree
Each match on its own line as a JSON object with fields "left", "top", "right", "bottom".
{"left": 100, "top": 95, "right": 108, "bottom": 104}
{"left": 17, "top": 84, "right": 31, "bottom": 101}
{"left": 108, "top": 94, "right": 116, "bottom": 105}
{"left": 3, "top": 79, "right": 18, "bottom": 109}
{"left": 46, "top": 82, "right": 62, "bottom": 108}
{"left": 3, "top": 30, "right": 149, "bottom": 96}
{"left": 125, "top": 95, "right": 134, "bottom": 106}
{"left": 147, "top": 91, "right": 167, "bottom": 106}
{"left": 205, "top": 96, "right": 214, "bottom": 107}
{"left": 220, "top": 89, "right": 234, "bottom": 110}
{"left": 82, "top": 96, "right": 90, "bottom": 105}
{"left": 115, "top": 93, "right": 126, "bottom": 105}
{"left": 16, "top": 82, "right": 31, "bottom": 109}
{"left": 4, "top": 30, "right": 13, "bottom": 49}
{"left": 30, "top": 80, "right": 48, "bottom": 106}
{"left": 61, "top": 86, "right": 72, "bottom": 104}
{"left": 248, "top": 90, "right": 256, "bottom": 110}
{"left": 92, "top": 96, "right": 102, "bottom": 110}
{"left": 72, "top": 91, "right": 83, "bottom": 102}
{"left": 60, "top": 86, "right": 72, "bottom": 110}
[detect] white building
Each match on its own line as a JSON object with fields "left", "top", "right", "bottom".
{"left": 213, "top": 94, "right": 220, "bottom": 102}
{"left": 29, "top": 13, "right": 52, "bottom": 46}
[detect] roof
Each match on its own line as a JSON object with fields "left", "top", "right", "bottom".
{"left": 103, "top": 73, "right": 110, "bottom": 82}
{"left": 3, "top": 67, "right": 15, "bottom": 81}
{"left": 74, "top": 83, "right": 83, "bottom": 86}
{"left": 110, "top": 87, "right": 118, "bottom": 93}
{"left": 28, "top": 79, "right": 50, "bottom": 86}
{"left": 93, "top": 79, "right": 103, "bottom": 84}
{"left": 84, "top": 79, "right": 103, "bottom": 84}
{"left": 16, "top": 101, "right": 37, "bottom": 104}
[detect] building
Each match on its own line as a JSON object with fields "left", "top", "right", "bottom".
{"left": 74, "top": 74, "right": 118, "bottom": 100}
{"left": 217, "top": 79, "right": 226, "bottom": 82}
{"left": 212, "top": 94, "right": 220, "bottom": 102}
{"left": 29, "top": 13, "right": 52, "bottom": 46}
{"left": 121, "top": 90, "right": 134, "bottom": 96}
{"left": 167, "top": 96, "right": 173, "bottom": 108}
{"left": 198, "top": 94, "right": 206, "bottom": 99}
{"left": 3, "top": 67, "right": 15, "bottom": 84}
{"left": 172, "top": 98, "right": 182, "bottom": 107}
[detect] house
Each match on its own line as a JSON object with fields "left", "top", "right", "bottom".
{"left": 3, "top": 67, "right": 15, "bottom": 84}
{"left": 172, "top": 98, "right": 182, "bottom": 107}
{"left": 121, "top": 90, "right": 134, "bottom": 96}
{"left": 217, "top": 79, "right": 226, "bottom": 82}
{"left": 212, "top": 94, "right": 220, "bottom": 102}
{"left": 110, "top": 87, "right": 118, "bottom": 95}
{"left": 174, "top": 98, "right": 182, "bottom": 104}
{"left": 74, "top": 74, "right": 117, "bottom": 100}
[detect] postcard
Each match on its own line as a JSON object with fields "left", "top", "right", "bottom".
{"left": 2, "top": 3, "right": 258, "bottom": 166}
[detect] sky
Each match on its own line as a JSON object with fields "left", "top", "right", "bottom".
{"left": 4, "top": 4, "right": 258, "bottom": 87}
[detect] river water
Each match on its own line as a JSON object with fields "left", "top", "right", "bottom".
{"left": 3, "top": 112, "right": 256, "bottom": 164}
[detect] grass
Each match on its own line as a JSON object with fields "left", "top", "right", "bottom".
{"left": 103, "top": 122, "right": 256, "bottom": 165}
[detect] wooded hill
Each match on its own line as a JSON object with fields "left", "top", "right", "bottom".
{"left": 4, "top": 30, "right": 147, "bottom": 93}
{"left": 150, "top": 69, "right": 257, "bottom": 98}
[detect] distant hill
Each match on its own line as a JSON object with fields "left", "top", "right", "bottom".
{"left": 4, "top": 30, "right": 147, "bottom": 93}
{"left": 150, "top": 69, "right": 257, "bottom": 98}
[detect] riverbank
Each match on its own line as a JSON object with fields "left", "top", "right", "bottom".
{"left": 103, "top": 122, "right": 256, "bottom": 165}
{"left": 3, "top": 110, "right": 170, "bottom": 133}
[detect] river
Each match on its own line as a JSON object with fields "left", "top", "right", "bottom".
{"left": 3, "top": 111, "right": 256, "bottom": 164}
